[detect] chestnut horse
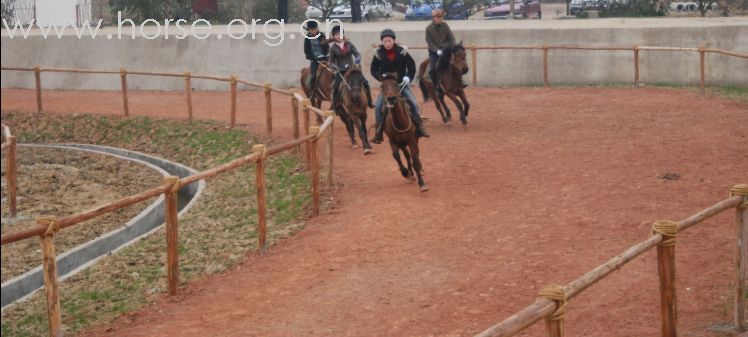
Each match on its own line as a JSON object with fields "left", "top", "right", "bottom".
{"left": 381, "top": 73, "right": 427, "bottom": 192}
{"left": 300, "top": 61, "right": 335, "bottom": 124}
{"left": 418, "top": 42, "right": 471, "bottom": 126}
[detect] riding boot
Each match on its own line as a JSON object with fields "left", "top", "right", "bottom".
{"left": 363, "top": 81, "right": 375, "bottom": 108}
{"left": 372, "top": 110, "right": 387, "bottom": 144}
{"left": 332, "top": 86, "right": 340, "bottom": 109}
{"left": 414, "top": 115, "right": 430, "bottom": 138}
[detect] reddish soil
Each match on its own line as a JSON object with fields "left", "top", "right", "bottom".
{"left": 2, "top": 86, "right": 747, "bottom": 337}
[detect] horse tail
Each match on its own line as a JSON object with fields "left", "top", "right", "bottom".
{"left": 418, "top": 60, "right": 431, "bottom": 102}
{"left": 419, "top": 77, "right": 430, "bottom": 102}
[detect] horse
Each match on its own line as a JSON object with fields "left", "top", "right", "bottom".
{"left": 300, "top": 60, "right": 335, "bottom": 124}
{"left": 336, "top": 65, "right": 373, "bottom": 154}
{"left": 381, "top": 72, "right": 427, "bottom": 192}
{"left": 418, "top": 42, "right": 471, "bottom": 126}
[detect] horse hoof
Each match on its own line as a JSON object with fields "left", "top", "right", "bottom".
{"left": 461, "top": 119, "right": 468, "bottom": 127}
{"left": 363, "top": 148, "right": 373, "bottom": 155}
{"left": 352, "top": 144, "right": 359, "bottom": 149}
{"left": 442, "top": 117, "right": 449, "bottom": 124}
{"left": 420, "top": 185, "right": 429, "bottom": 192}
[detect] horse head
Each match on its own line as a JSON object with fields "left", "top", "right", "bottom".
{"left": 451, "top": 42, "right": 469, "bottom": 75}
{"left": 380, "top": 72, "right": 400, "bottom": 109}
{"left": 344, "top": 67, "right": 365, "bottom": 101}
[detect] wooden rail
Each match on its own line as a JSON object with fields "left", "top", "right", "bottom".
{"left": 475, "top": 193, "right": 747, "bottom": 337}
{"left": 0, "top": 66, "right": 337, "bottom": 337}
{"left": 1, "top": 124, "right": 18, "bottom": 217}
{"left": 406, "top": 44, "right": 747, "bottom": 93}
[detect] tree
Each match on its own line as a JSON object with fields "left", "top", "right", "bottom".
{"left": 108, "top": 0, "right": 192, "bottom": 22}
{"left": 278, "top": 0, "right": 289, "bottom": 20}
{"left": 351, "top": 0, "right": 362, "bottom": 22}
{"left": 403, "top": 0, "right": 482, "bottom": 19}
{"left": 307, "top": 0, "right": 345, "bottom": 19}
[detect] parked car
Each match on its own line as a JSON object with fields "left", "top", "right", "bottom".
{"left": 305, "top": 5, "right": 324, "bottom": 19}
{"left": 329, "top": 1, "right": 394, "bottom": 21}
{"left": 484, "top": 0, "right": 541, "bottom": 19}
{"left": 405, "top": 1, "right": 471, "bottom": 20}
{"left": 570, "top": 0, "right": 584, "bottom": 15}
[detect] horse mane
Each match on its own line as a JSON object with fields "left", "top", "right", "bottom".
{"left": 437, "top": 42, "right": 465, "bottom": 71}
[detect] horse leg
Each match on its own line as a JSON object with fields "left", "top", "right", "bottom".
{"left": 409, "top": 143, "right": 428, "bottom": 192}
{"left": 401, "top": 146, "right": 416, "bottom": 183}
{"left": 445, "top": 91, "right": 466, "bottom": 126}
{"left": 437, "top": 88, "right": 452, "bottom": 122}
{"left": 458, "top": 90, "right": 470, "bottom": 117}
{"left": 429, "top": 82, "right": 449, "bottom": 124}
{"left": 390, "top": 142, "right": 409, "bottom": 178}
{"left": 339, "top": 111, "right": 358, "bottom": 148}
{"left": 357, "top": 115, "right": 372, "bottom": 154}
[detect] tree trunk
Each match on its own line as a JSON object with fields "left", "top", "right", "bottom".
{"left": 277, "top": 0, "right": 289, "bottom": 21}
{"left": 351, "top": 0, "right": 362, "bottom": 22}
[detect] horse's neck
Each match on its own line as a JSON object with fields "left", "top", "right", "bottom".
{"left": 389, "top": 98, "right": 410, "bottom": 128}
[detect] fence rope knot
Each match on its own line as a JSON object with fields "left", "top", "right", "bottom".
{"left": 229, "top": 75, "right": 237, "bottom": 84}
{"left": 163, "top": 176, "right": 181, "bottom": 194}
{"left": 301, "top": 99, "right": 312, "bottom": 108}
{"left": 33, "top": 66, "right": 41, "bottom": 74}
{"left": 119, "top": 68, "right": 127, "bottom": 76}
{"left": 537, "top": 284, "right": 567, "bottom": 321}
{"left": 652, "top": 220, "right": 677, "bottom": 246}
{"left": 310, "top": 126, "right": 321, "bottom": 137}
{"left": 263, "top": 82, "right": 272, "bottom": 90}
{"left": 36, "top": 216, "right": 59, "bottom": 236}
{"left": 252, "top": 144, "right": 269, "bottom": 161}
{"left": 732, "top": 184, "right": 748, "bottom": 208}
{"left": 184, "top": 71, "right": 191, "bottom": 78}
{"left": 324, "top": 110, "right": 334, "bottom": 118}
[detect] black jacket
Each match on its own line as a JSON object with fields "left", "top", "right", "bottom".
{"left": 370, "top": 44, "right": 416, "bottom": 82}
{"left": 329, "top": 41, "right": 361, "bottom": 70}
{"left": 304, "top": 32, "right": 328, "bottom": 61}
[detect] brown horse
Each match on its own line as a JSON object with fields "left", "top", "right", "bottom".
{"left": 418, "top": 42, "right": 471, "bottom": 126}
{"left": 381, "top": 73, "right": 427, "bottom": 192}
{"left": 337, "top": 66, "right": 373, "bottom": 154}
{"left": 300, "top": 60, "right": 335, "bottom": 122}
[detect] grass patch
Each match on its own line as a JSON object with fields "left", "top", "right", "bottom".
{"left": 0, "top": 112, "right": 312, "bottom": 336}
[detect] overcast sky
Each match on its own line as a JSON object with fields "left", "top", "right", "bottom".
{"left": 36, "top": 0, "right": 77, "bottom": 26}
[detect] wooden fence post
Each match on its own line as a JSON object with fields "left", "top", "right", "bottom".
{"left": 264, "top": 82, "right": 273, "bottom": 137}
{"left": 163, "top": 176, "right": 180, "bottom": 296}
{"left": 36, "top": 217, "right": 62, "bottom": 337}
{"left": 253, "top": 144, "right": 268, "bottom": 254}
{"left": 302, "top": 99, "right": 312, "bottom": 170}
{"left": 34, "top": 66, "right": 43, "bottom": 113}
{"left": 230, "top": 75, "right": 237, "bottom": 128}
{"left": 291, "top": 93, "right": 300, "bottom": 152}
{"left": 324, "top": 111, "right": 334, "bottom": 188}
{"left": 699, "top": 46, "right": 706, "bottom": 95}
{"left": 7, "top": 135, "right": 17, "bottom": 217}
{"left": 184, "top": 72, "right": 193, "bottom": 123}
{"left": 653, "top": 220, "right": 678, "bottom": 337}
{"left": 634, "top": 45, "right": 640, "bottom": 87}
{"left": 538, "top": 284, "right": 566, "bottom": 337}
{"left": 309, "top": 127, "right": 320, "bottom": 216}
{"left": 732, "top": 184, "right": 748, "bottom": 332}
{"left": 470, "top": 44, "right": 478, "bottom": 86}
{"left": 120, "top": 67, "right": 129, "bottom": 116}
{"left": 542, "top": 46, "right": 549, "bottom": 88}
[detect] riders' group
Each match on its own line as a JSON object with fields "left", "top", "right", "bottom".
{"left": 304, "top": 8, "right": 461, "bottom": 144}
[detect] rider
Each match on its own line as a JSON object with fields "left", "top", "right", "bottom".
{"left": 303, "top": 20, "right": 329, "bottom": 96}
{"left": 425, "top": 8, "right": 456, "bottom": 96}
{"left": 329, "top": 25, "right": 375, "bottom": 110}
{"left": 370, "top": 28, "right": 430, "bottom": 143}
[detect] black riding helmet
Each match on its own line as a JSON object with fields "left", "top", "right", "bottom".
{"left": 304, "top": 20, "right": 318, "bottom": 30}
{"left": 331, "top": 25, "right": 343, "bottom": 36}
{"left": 380, "top": 28, "right": 396, "bottom": 40}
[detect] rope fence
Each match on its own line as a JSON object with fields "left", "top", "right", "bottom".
{"left": 0, "top": 66, "right": 336, "bottom": 337}
{"left": 407, "top": 44, "right": 748, "bottom": 92}
{"left": 474, "top": 185, "right": 748, "bottom": 337}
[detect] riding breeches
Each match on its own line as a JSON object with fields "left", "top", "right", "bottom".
{"left": 309, "top": 60, "right": 320, "bottom": 89}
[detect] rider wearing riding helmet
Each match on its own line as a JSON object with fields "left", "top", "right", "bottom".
{"left": 370, "top": 28, "right": 429, "bottom": 143}
{"left": 328, "top": 25, "right": 375, "bottom": 110}
{"left": 303, "top": 20, "right": 329, "bottom": 95}
{"left": 425, "top": 8, "right": 457, "bottom": 96}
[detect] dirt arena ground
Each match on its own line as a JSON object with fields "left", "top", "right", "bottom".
{"left": 1, "top": 86, "right": 747, "bottom": 336}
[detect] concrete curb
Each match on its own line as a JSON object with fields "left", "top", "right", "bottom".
{"left": 1, "top": 144, "right": 205, "bottom": 309}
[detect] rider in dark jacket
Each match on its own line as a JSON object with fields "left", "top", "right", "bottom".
{"left": 303, "top": 21, "right": 328, "bottom": 95}
{"left": 328, "top": 25, "right": 375, "bottom": 109}
{"left": 425, "top": 8, "right": 457, "bottom": 96}
{"left": 370, "top": 28, "right": 429, "bottom": 143}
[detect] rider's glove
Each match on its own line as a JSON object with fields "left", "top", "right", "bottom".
{"left": 402, "top": 76, "right": 411, "bottom": 85}
{"left": 436, "top": 49, "right": 443, "bottom": 56}
{"left": 354, "top": 57, "right": 361, "bottom": 64}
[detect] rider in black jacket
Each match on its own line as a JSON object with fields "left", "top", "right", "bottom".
{"left": 303, "top": 21, "right": 328, "bottom": 95}
{"left": 370, "top": 28, "right": 429, "bottom": 143}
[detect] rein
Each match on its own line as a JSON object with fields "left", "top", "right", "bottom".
{"left": 385, "top": 82, "right": 413, "bottom": 134}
